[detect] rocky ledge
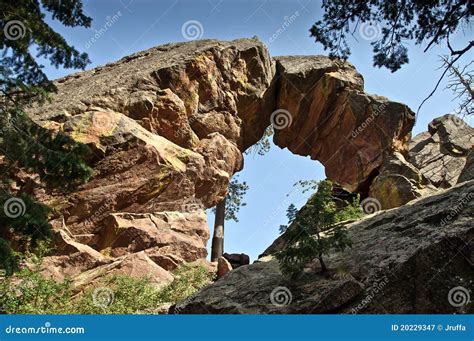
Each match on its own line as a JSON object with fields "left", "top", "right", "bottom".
{"left": 174, "top": 180, "right": 474, "bottom": 314}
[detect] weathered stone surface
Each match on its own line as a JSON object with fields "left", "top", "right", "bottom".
{"left": 368, "top": 115, "right": 473, "bottom": 209}
{"left": 39, "top": 230, "right": 112, "bottom": 281}
{"left": 369, "top": 152, "right": 437, "bottom": 209}
{"left": 71, "top": 251, "right": 174, "bottom": 290}
{"left": 458, "top": 149, "right": 474, "bottom": 184}
{"left": 409, "top": 114, "right": 474, "bottom": 188}
{"left": 273, "top": 56, "right": 415, "bottom": 192}
{"left": 217, "top": 257, "right": 233, "bottom": 278}
{"left": 173, "top": 256, "right": 364, "bottom": 314}
{"left": 177, "top": 181, "right": 474, "bottom": 313}
{"left": 96, "top": 211, "right": 209, "bottom": 260}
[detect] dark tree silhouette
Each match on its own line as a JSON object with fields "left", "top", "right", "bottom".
{"left": 0, "top": 0, "right": 93, "bottom": 274}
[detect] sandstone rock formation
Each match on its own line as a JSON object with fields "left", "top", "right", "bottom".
{"left": 368, "top": 114, "right": 473, "bottom": 209}
{"left": 216, "top": 257, "right": 233, "bottom": 278}
{"left": 409, "top": 114, "right": 473, "bottom": 187}
{"left": 174, "top": 181, "right": 474, "bottom": 314}
{"left": 22, "top": 38, "right": 418, "bottom": 287}
{"left": 26, "top": 39, "right": 274, "bottom": 285}
{"left": 273, "top": 56, "right": 415, "bottom": 192}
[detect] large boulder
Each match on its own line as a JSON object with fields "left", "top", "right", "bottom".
{"left": 409, "top": 114, "right": 474, "bottom": 187}
{"left": 368, "top": 152, "right": 437, "bottom": 209}
{"left": 368, "top": 114, "right": 473, "bottom": 209}
{"left": 175, "top": 181, "right": 474, "bottom": 314}
{"left": 25, "top": 39, "right": 275, "bottom": 287}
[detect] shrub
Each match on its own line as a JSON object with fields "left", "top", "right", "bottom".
{"left": 74, "top": 275, "right": 165, "bottom": 314}
{"left": 0, "top": 266, "right": 71, "bottom": 314}
{"left": 0, "top": 261, "right": 213, "bottom": 314}
{"left": 276, "top": 179, "right": 363, "bottom": 278}
{"left": 158, "top": 264, "right": 215, "bottom": 303}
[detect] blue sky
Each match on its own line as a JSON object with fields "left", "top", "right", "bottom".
{"left": 41, "top": 0, "right": 473, "bottom": 261}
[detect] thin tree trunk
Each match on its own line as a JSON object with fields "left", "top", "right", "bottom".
{"left": 315, "top": 231, "right": 327, "bottom": 273}
{"left": 318, "top": 253, "right": 327, "bottom": 273}
{"left": 446, "top": 58, "right": 474, "bottom": 100}
{"left": 211, "top": 198, "right": 226, "bottom": 262}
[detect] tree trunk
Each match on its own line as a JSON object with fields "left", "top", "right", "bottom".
{"left": 211, "top": 198, "right": 226, "bottom": 262}
{"left": 318, "top": 253, "right": 327, "bottom": 273}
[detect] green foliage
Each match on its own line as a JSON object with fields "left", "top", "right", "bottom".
{"left": 158, "top": 264, "right": 215, "bottom": 303}
{"left": 310, "top": 1, "right": 472, "bottom": 72}
{"left": 1, "top": 0, "right": 91, "bottom": 97}
{"left": 76, "top": 275, "right": 165, "bottom": 314}
{"left": 245, "top": 126, "right": 273, "bottom": 156}
{"left": 215, "top": 126, "right": 272, "bottom": 225}
{"left": 0, "top": 0, "right": 93, "bottom": 274}
{"left": 276, "top": 179, "right": 362, "bottom": 278}
{"left": 0, "top": 192, "right": 51, "bottom": 247}
{"left": 0, "top": 108, "right": 92, "bottom": 189}
{"left": 0, "top": 262, "right": 213, "bottom": 314}
{"left": 212, "top": 175, "right": 249, "bottom": 222}
{"left": 0, "top": 266, "right": 72, "bottom": 314}
{"left": 0, "top": 239, "right": 17, "bottom": 276}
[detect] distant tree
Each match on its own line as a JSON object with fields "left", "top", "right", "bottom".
{"left": 310, "top": 1, "right": 473, "bottom": 113}
{"left": 276, "top": 180, "right": 362, "bottom": 278}
{"left": 245, "top": 126, "right": 272, "bottom": 156}
{"left": 210, "top": 176, "right": 249, "bottom": 261}
{"left": 0, "top": 0, "right": 93, "bottom": 274}
{"left": 441, "top": 56, "right": 473, "bottom": 116}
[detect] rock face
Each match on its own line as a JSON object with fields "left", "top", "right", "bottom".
{"left": 22, "top": 38, "right": 417, "bottom": 287}
{"left": 368, "top": 114, "right": 473, "bottom": 209}
{"left": 216, "top": 257, "right": 233, "bottom": 278}
{"left": 174, "top": 181, "right": 474, "bottom": 314}
{"left": 368, "top": 152, "right": 436, "bottom": 209}
{"left": 273, "top": 56, "right": 415, "bottom": 192}
{"left": 409, "top": 114, "right": 473, "bottom": 188}
{"left": 26, "top": 39, "right": 274, "bottom": 285}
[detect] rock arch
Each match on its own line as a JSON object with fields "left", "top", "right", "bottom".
{"left": 25, "top": 38, "right": 417, "bottom": 285}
